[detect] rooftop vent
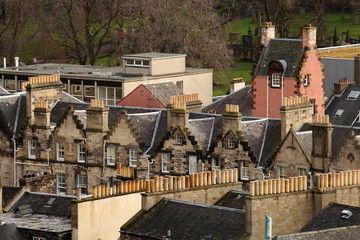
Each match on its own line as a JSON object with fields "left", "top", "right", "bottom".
{"left": 46, "top": 197, "right": 56, "bottom": 205}
{"left": 347, "top": 91, "right": 360, "bottom": 100}
{"left": 341, "top": 210, "right": 353, "bottom": 219}
{"left": 335, "top": 109, "right": 344, "bottom": 117}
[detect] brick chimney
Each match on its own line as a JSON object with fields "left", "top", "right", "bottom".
{"left": 25, "top": 75, "right": 63, "bottom": 125}
{"left": 302, "top": 24, "right": 317, "bottom": 50}
{"left": 33, "top": 101, "right": 50, "bottom": 129}
{"left": 311, "top": 114, "right": 332, "bottom": 172}
{"left": 261, "top": 22, "right": 275, "bottom": 47}
{"left": 169, "top": 93, "right": 203, "bottom": 112}
{"left": 230, "top": 78, "right": 245, "bottom": 93}
{"left": 280, "top": 96, "right": 312, "bottom": 140}
{"left": 222, "top": 104, "right": 242, "bottom": 134}
{"left": 167, "top": 102, "right": 189, "bottom": 131}
{"left": 86, "top": 99, "right": 109, "bottom": 132}
{"left": 354, "top": 55, "right": 360, "bottom": 85}
{"left": 333, "top": 78, "right": 354, "bottom": 95}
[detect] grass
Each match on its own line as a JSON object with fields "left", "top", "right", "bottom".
{"left": 213, "top": 61, "right": 253, "bottom": 96}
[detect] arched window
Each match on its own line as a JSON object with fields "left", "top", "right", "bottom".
{"left": 268, "top": 60, "right": 285, "bottom": 88}
{"left": 175, "top": 132, "right": 184, "bottom": 144}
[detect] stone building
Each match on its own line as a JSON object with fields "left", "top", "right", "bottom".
{"left": 0, "top": 74, "right": 281, "bottom": 196}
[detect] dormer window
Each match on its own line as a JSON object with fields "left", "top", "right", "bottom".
{"left": 304, "top": 74, "right": 309, "bottom": 87}
{"left": 175, "top": 132, "right": 184, "bottom": 145}
{"left": 227, "top": 136, "right": 235, "bottom": 149}
{"left": 271, "top": 73, "right": 281, "bottom": 87}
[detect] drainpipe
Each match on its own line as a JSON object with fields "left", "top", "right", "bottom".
{"left": 264, "top": 215, "right": 272, "bottom": 240}
{"left": 147, "top": 158, "right": 154, "bottom": 181}
{"left": 12, "top": 138, "right": 19, "bottom": 187}
{"left": 103, "top": 139, "right": 107, "bottom": 176}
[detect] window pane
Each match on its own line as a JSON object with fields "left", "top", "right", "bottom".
{"left": 57, "top": 173, "right": 66, "bottom": 195}
{"left": 143, "top": 60, "right": 149, "bottom": 66}
{"left": 84, "top": 85, "right": 95, "bottom": 97}
{"left": 99, "top": 87, "right": 106, "bottom": 99}
{"left": 127, "top": 59, "right": 134, "bottom": 65}
{"left": 129, "top": 148, "right": 137, "bottom": 167}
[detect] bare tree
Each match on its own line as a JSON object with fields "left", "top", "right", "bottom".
{"left": 37, "top": 0, "right": 132, "bottom": 65}
{"left": 123, "top": 0, "right": 232, "bottom": 70}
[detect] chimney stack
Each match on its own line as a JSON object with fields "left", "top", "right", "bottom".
{"left": 169, "top": 94, "right": 202, "bottom": 112}
{"left": 86, "top": 99, "right": 109, "bottom": 132}
{"left": 333, "top": 78, "right": 354, "bottom": 95}
{"left": 15, "top": 57, "right": 19, "bottom": 67}
{"left": 230, "top": 78, "right": 245, "bottom": 93}
{"left": 302, "top": 24, "right": 317, "bottom": 50}
{"left": 280, "top": 96, "right": 312, "bottom": 140}
{"left": 311, "top": 114, "right": 332, "bottom": 171}
{"left": 34, "top": 101, "right": 51, "bottom": 129}
{"left": 261, "top": 22, "right": 275, "bottom": 47}
{"left": 222, "top": 104, "right": 242, "bottom": 134}
{"left": 167, "top": 102, "right": 189, "bottom": 131}
{"left": 26, "top": 75, "right": 63, "bottom": 125}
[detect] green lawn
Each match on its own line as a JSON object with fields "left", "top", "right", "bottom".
{"left": 213, "top": 61, "right": 253, "bottom": 96}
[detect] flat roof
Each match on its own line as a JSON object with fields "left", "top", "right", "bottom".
{"left": 122, "top": 52, "right": 187, "bottom": 59}
{"left": 0, "top": 63, "right": 211, "bottom": 82}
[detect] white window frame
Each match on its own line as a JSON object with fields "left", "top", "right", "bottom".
{"left": 56, "top": 173, "right": 66, "bottom": 195}
{"left": 28, "top": 140, "right": 36, "bottom": 159}
{"left": 240, "top": 161, "right": 249, "bottom": 180}
{"left": 107, "top": 146, "right": 116, "bottom": 165}
{"left": 277, "top": 166, "right": 286, "bottom": 179}
{"left": 175, "top": 132, "right": 184, "bottom": 145}
{"left": 211, "top": 158, "right": 220, "bottom": 170}
{"left": 271, "top": 73, "right": 281, "bottom": 87}
{"left": 126, "top": 59, "right": 150, "bottom": 67}
{"left": 77, "top": 174, "right": 87, "bottom": 195}
{"left": 189, "top": 155, "right": 197, "bottom": 174}
{"left": 77, "top": 143, "right": 86, "bottom": 163}
{"left": 56, "top": 142, "right": 64, "bottom": 161}
{"left": 129, "top": 148, "right": 137, "bottom": 167}
{"left": 304, "top": 74, "right": 309, "bottom": 86}
{"left": 161, "top": 153, "right": 170, "bottom": 173}
{"left": 33, "top": 237, "right": 46, "bottom": 240}
{"left": 227, "top": 136, "right": 235, "bottom": 149}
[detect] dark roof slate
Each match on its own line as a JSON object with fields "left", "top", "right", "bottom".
{"left": 10, "top": 192, "right": 75, "bottom": 217}
{"left": 188, "top": 118, "right": 214, "bottom": 152}
{"left": 2, "top": 186, "right": 22, "bottom": 207}
{"left": 121, "top": 198, "right": 246, "bottom": 240}
{"left": 202, "top": 85, "right": 253, "bottom": 116}
{"left": 326, "top": 85, "right": 360, "bottom": 126}
{"left": 143, "top": 82, "right": 183, "bottom": 106}
{"left": 214, "top": 190, "right": 249, "bottom": 210}
{"left": 301, "top": 202, "right": 360, "bottom": 232}
{"left": 0, "top": 223, "right": 24, "bottom": 240}
{"left": 276, "top": 226, "right": 360, "bottom": 240}
{"left": 254, "top": 39, "right": 304, "bottom": 78}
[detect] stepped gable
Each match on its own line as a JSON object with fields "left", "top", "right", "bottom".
{"left": 254, "top": 39, "right": 304, "bottom": 78}
{"left": 202, "top": 85, "right": 252, "bottom": 116}
{"left": 121, "top": 198, "right": 246, "bottom": 240}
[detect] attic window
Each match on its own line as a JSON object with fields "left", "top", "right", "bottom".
{"left": 347, "top": 91, "right": 360, "bottom": 100}
{"left": 335, "top": 109, "right": 344, "bottom": 117}
{"left": 126, "top": 59, "right": 150, "bottom": 67}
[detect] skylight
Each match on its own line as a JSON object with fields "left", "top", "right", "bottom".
{"left": 347, "top": 91, "right": 360, "bottom": 100}
{"left": 46, "top": 197, "right": 56, "bottom": 205}
{"left": 335, "top": 109, "right": 344, "bottom": 117}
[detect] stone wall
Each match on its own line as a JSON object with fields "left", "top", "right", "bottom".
{"left": 141, "top": 181, "right": 243, "bottom": 210}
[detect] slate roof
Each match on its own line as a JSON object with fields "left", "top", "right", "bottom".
{"left": 276, "top": 225, "right": 360, "bottom": 240}
{"left": 214, "top": 190, "right": 249, "bottom": 210}
{"left": 241, "top": 118, "right": 281, "bottom": 166}
{"left": 9, "top": 192, "right": 75, "bottom": 218}
{"left": 301, "top": 202, "right": 360, "bottom": 232}
{"left": 326, "top": 85, "right": 360, "bottom": 126}
{"left": 254, "top": 39, "right": 304, "bottom": 78}
{"left": 0, "top": 223, "right": 24, "bottom": 240}
{"left": 121, "top": 198, "right": 247, "bottom": 240}
{"left": 2, "top": 186, "right": 22, "bottom": 207}
{"left": 202, "top": 85, "right": 253, "bottom": 116}
{"left": 0, "top": 86, "right": 9, "bottom": 94}
{"left": 298, "top": 124, "right": 360, "bottom": 158}
{"left": 296, "top": 131, "right": 312, "bottom": 154}
{"left": 188, "top": 117, "right": 215, "bottom": 152}
{"left": 143, "top": 82, "right": 183, "bottom": 106}
{"left": 0, "top": 93, "right": 25, "bottom": 136}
